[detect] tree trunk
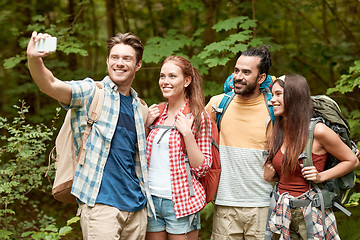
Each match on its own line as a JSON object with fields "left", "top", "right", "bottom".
{"left": 202, "top": 0, "right": 222, "bottom": 45}
{"left": 105, "top": 0, "right": 117, "bottom": 37}
{"left": 68, "top": 0, "right": 77, "bottom": 71}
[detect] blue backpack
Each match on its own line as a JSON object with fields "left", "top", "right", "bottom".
{"left": 212, "top": 74, "right": 276, "bottom": 130}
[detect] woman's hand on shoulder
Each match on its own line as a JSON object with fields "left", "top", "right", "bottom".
{"left": 175, "top": 112, "right": 194, "bottom": 137}
{"left": 146, "top": 104, "right": 160, "bottom": 128}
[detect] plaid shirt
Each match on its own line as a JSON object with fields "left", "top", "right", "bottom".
{"left": 146, "top": 101, "right": 212, "bottom": 218}
{"left": 63, "top": 76, "right": 155, "bottom": 216}
{"left": 267, "top": 189, "right": 340, "bottom": 240}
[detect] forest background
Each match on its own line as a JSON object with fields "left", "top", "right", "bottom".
{"left": 1, "top": 0, "right": 360, "bottom": 239}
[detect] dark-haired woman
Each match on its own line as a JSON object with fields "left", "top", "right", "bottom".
{"left": 145, "top": 56, "right": 212, "bottom": 240}
{"left": 264, "top": 74, "right": 358, "bottom": 240}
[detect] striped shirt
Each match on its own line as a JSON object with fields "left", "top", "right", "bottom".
{"left": 205, "top": 93, "right": 273, "bottom": 207}
{"left": 63, "top": 76, "right": 155, "bottom": 216}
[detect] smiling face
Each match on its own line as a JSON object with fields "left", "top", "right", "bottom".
{"left": 106, "top": 43, "right": 141, "bottom": 91}
{"left": 159, "top": 61, "right": 191, "bottom": 102}
{"left": 270, "top": 81, "right": 285, "bottom": 117}
{"left": 233, "top": 55, "right": 266, "bottom": 99}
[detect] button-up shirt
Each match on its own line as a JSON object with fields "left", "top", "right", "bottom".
{"left": 63, "top": 76, "right": 155, "bottom": 216}
{"left": 146, "top": 101, "right": 212, "bottom": 218}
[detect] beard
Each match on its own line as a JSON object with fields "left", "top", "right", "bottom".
{"left": 233, "top": 79, "right": 258, "bottom": 96}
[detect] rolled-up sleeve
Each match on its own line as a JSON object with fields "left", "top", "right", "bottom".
{"left": 191, "top": 112, "right": 212, "bottom": 178}
{"left": 60, "top": 78, "right": 95, "bottom": 110}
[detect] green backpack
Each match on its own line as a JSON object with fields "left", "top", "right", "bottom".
{"left": 302, "top": 95, "right": 358, "bottom": 217}
{"left": 266, "top": 95, "right": 358, "bottom": 240}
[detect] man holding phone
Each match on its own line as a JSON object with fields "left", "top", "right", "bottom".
{"left": 27, "top": 31, "right": 155, "bottom": 239}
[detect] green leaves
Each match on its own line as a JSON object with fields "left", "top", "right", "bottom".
{"left": 0, "top": 101, "right": 59, "bottom": 237}
{"left": 143, "top": 30, "right": 193, "bottom": 64}
{"left": 3, "top": 14, "right": 89, "bottom": 70}
{"left": 197, "top": 17, "right": 268, "bottom": 70}
{"left": 327, "top": 60, "right": 360, "bottom": 95}
{"left": 143, "top": 16, "right": 273, "bottom": 75}
{"left": 3, "top": 55, "right": 25, "bottom": 69}
{"left": 212, "top": 16, "right": 255, "bottom": 32}
{"left": 0, "top": 230, "right": 12, "bottom": 240}
{"left": 21, "top": 216, "right": 80, "bottom": 239}
{"left": 66, "top": 216, "right": 80, "bottom": 226}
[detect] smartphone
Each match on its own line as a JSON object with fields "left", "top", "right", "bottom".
{"left": 36, "top": 37, "right": 57, "bottom": 52}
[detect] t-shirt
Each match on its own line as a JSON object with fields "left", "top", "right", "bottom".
{"left": 96, "top": 93, "right": 146, "bottom": 212}
{"left": 205, "top": 93, "right": 273, "bottom": 207}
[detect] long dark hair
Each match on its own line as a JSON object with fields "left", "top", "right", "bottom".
{"left": 162, "top": 55, "right": 208, "bottom": 135}
{"left": 267, "top": 74, "right": 313, "bottom": 177}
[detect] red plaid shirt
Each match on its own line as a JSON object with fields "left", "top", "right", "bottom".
{"left": 146, "top": 101, "right": 212, "bottom": 218}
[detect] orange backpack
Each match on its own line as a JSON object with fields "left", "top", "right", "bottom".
{"left": 153, "top": 103, "right": 221, "bottom": 204}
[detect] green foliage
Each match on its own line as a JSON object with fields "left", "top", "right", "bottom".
{"left": 143, "top": 29, "right": 193, "bottom": 64}
{"left": 348, "top": 110, "right": 360, "bottom": 146}
{"left": 1, "top": 0, "right": 360, "bottom": 238}
{"left": 198, "top": 17, "right": 270, "bottom": 71}
{"left": 327, "top": 60, "right": 360, "bottom": 95}
{"left": 0, "top": 230, "right": 12, "bottom": 240}
{"left": 142, "top": 16, "right": 280, "bottom": 101}
{"left": 200, "top": 204, "right": 214, "bottom": 240}
{"left": 0, "top": 101, "right": 78, "bottom": 238}
{"left": 143, "top": 16, "right": 279, "bottom": 72}
{"left": 21, "top": 216, "right": 80, "bottom": 240}
{"left": 3, "top": 54, "right": 25, "bottom": 70}
{"left": 328, "top": 61, "right": 360, "bottom": 149}
{"left": 0, "top": 101, "right": 55, "bottom": 210}
{"left": 335, "top": 206, "right": 360, "bottom": 239}
{"left": 179, "top": 0, "right": 203, "bottom": 11}
{"left": 203, "top": 80, "right": 223, "bottom": 97}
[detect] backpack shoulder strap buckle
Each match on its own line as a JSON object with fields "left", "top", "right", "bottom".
{"left": 211, "top": 104, "right": 223, "bottom": 113}
{"left": 87, "top": 118, "right": 95, "bottom": 127}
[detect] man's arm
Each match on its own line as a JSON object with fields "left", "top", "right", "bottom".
{"left": 27, "top": 31, "right": 72, "bottom": 105}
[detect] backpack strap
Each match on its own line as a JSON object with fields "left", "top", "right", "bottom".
{"left": 261, "top": 89, "right": 275, "bottom": 127}
{"left": 212, "top": 91, "right": 235, "bottom": 130}
{"left": 149, "top": 103, "right": 195, "bottom": 198}
{"left": 301, "top": 117, "right": 325, "bottom": 238}
{"left": 265, "top": 184, "right": 279, "bottom": 240}
{"left": 138, "top": 98, "right": 148, "bottom": 124}
{"left": 148, "top": 125, "right": 175, "bottom": 144}
{"left": 302, "top": 118, "right": 321, "bottom": 167}
{"left": 184, "top": 153, "right": 195, "bottom": 197}
{"left": 77, "top": 83, "right": 105, "bottom": 165}
{"left": 177, "top": 111, "right": 195, "bottom": 198}
{"left": 213, "top": 89, "right": 275, "bottom": 132}
{"left": 265, "top": 184, "right": 315, "bottom": 240}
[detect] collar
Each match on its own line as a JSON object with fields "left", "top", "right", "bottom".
{"left": 102, "top": 75, "right": 138, "bottom": 99}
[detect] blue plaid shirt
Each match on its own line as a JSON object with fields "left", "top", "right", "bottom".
{"left": 63, "top": 76, "right": 155, "bottom": 216}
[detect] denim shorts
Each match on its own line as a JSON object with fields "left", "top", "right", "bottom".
{"left": 147, "top": 195, "right": 201, "bottom": 234}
